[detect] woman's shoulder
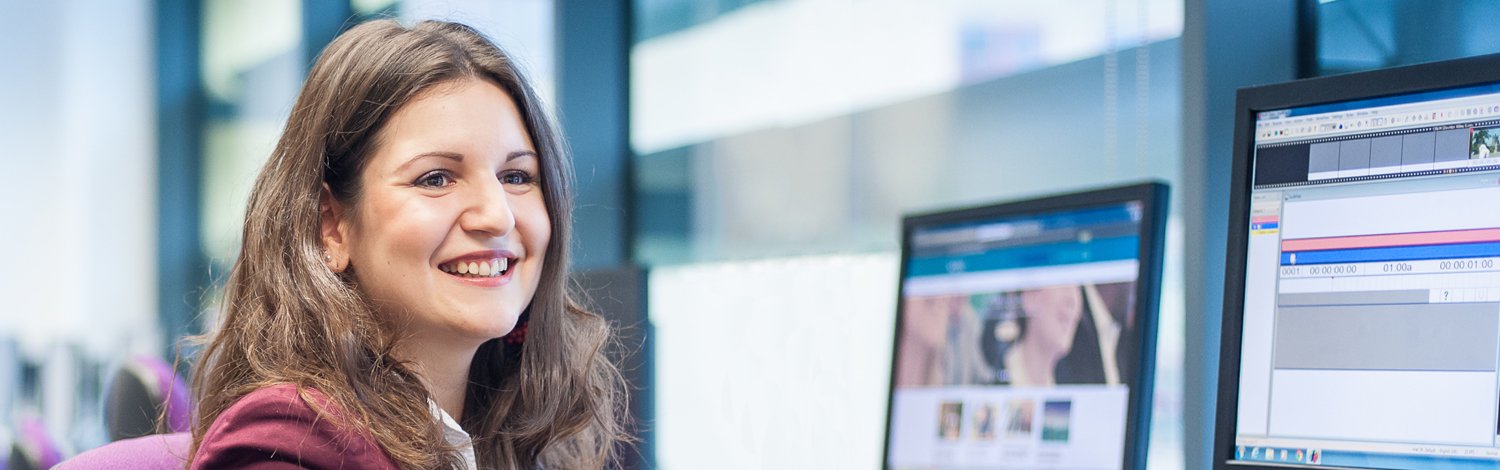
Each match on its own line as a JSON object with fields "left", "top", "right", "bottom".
{"left": 193, "top": 383, "right": 398, "bottom": 469}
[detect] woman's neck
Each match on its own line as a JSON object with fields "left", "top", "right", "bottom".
{"left": 398, "top": 338, "right": 479, "bottom": 421}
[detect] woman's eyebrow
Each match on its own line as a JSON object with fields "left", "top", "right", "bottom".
{"left": 396, "top": 151, "right": 463, "bottom": 172}
{"left": 506, "top": 150, "right": 537, "bottom": 161}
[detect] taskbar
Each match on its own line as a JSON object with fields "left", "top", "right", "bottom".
{"left": 1233, "top": 438, "right": 1500, "bottom": 469}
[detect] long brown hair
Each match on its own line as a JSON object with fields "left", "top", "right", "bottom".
{"left": 190, "top": 19, "right": 627, "bottom": 469}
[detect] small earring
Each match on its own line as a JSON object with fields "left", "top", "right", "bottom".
{"left": 323, "top": 251, "right": 331, "bottom": 262}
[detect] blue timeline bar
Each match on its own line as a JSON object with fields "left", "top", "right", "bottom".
{"left": 1282, "top": 241, "right": 1500, "bottom": 265}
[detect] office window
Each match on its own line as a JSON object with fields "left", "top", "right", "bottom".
{"left": 199, "top": 0, "right": 305, "bottom": 277}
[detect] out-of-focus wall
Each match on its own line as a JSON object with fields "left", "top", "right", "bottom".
{"left": 0, "top": 0, "right": 158, "bottom": 451}
{"left": 649, "top": 254, "right": 898, "bottom": 469}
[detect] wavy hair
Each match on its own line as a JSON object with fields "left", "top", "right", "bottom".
{"left": 189, "top": 19, "right": 627, "bottom": 469}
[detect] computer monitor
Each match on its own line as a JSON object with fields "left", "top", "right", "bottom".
{"left": 1216, "top": 53, "right": 1500, "bottom": 469}
{"left": 883, "top": 182, "right": 1168, "bottom": 470}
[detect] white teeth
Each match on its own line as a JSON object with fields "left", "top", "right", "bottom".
{"left": 442, "top": 258, "right": 511, "bottom": 277}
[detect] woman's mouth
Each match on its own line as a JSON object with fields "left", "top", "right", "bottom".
{"left": 438, "top": 258, "right": 511, "bottom": 278}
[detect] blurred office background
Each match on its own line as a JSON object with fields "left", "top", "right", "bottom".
{"left": 2, "top": 0, "right": 1498, "bottom": 467}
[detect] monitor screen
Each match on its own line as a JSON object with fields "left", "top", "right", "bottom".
{"left": 884, "top": 183, "right": 1167, "bottom": 470}
{"left": 1219, "top": 54, "right": 1500, "bottom": 469}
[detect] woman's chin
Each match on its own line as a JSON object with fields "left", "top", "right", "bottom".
{"left": 439, "top": 320, "right": 519, "bottom": 345}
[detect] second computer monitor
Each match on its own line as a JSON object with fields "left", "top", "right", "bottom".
{"left": 883, "top": 182, "right": 1168, "bottom": 470}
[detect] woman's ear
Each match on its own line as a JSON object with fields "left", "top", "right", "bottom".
{"left": 319, "top": 184, "right": 351, "bottom": 272}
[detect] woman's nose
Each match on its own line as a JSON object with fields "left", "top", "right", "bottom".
{"left": 461, "top": 178, "right": 516, "bottom": 237}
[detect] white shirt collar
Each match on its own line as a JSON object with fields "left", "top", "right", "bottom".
{"left": 428, "top": 398, "right": 478, "bottom": 470}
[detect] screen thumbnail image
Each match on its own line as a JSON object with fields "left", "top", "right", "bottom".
{"left": 1473, "top": 125, "right": 1500, "bottom": 159}
{"left": 973, "top": 403, "right": 997, "bottom": 440}
{"left": 1005, "top": 399, "right": 1036, "bottom": 437}
{"left": 1042, "top": 400, "right": 1074, "bottom": 443}
{"left": 939, "top": 401, "right": 964, "bottom": 441}
{"left": 895, "top": 282, "right": 1139, "bottom": 389}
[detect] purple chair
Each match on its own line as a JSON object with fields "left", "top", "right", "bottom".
{"left": 55, "top": 432, "right": 190, "bottom": 469}
{"left": 7, "top": 416, "right": 63, "bottom": 470}
{"left": 53, "top": 357, "right": 193, "bottom": 469}
{"left": 104, "top": 357, "right": 190, "bottom": 440}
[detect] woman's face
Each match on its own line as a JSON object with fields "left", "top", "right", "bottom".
{"left": 333, "top": 78, "right": 549, "bottom": 347}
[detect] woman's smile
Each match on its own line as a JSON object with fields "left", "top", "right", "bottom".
{"left": 437, "top": 250, "right": 520, "bottom": 286}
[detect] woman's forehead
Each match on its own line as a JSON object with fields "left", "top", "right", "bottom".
{"left": 370, "top": 79, "right": 537, "bottom": 170}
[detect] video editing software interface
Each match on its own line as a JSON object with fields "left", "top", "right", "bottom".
{"left": 887, "top": 202, "right": 1147, "bottom": 470}
{"left": 1234, "top": 83, "right": 1500, "bottom": 468}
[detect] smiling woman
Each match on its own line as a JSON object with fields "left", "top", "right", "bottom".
{"left": 324, "top": 79, "right": 553, "bottom": 413}
{"left": 187, "top": 20, "right": 627, "bottom": 469}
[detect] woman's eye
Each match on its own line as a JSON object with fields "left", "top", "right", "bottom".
{"left": 500, "top": 170, "right": 536, "bottom": 186}
{"left": 415, "top": 171, "right": 454, "bottom": 188}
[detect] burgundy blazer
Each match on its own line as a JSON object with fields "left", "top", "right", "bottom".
{"left": 192, "top": 384, "right": 398, "bottom": 469}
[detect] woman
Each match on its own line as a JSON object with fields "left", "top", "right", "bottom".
{"left": 1002, "top": 285, "right": 1086, "bottom": 387}
{"left": 189, "top": 20, "right": 626, "bottom": 469}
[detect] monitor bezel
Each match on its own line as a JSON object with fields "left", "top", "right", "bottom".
{"left": 882, "top": 181, "right": 1170, "bottom": 470}
{"left": 1214, "top": 52, "right": 1500, "bottom": 470}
